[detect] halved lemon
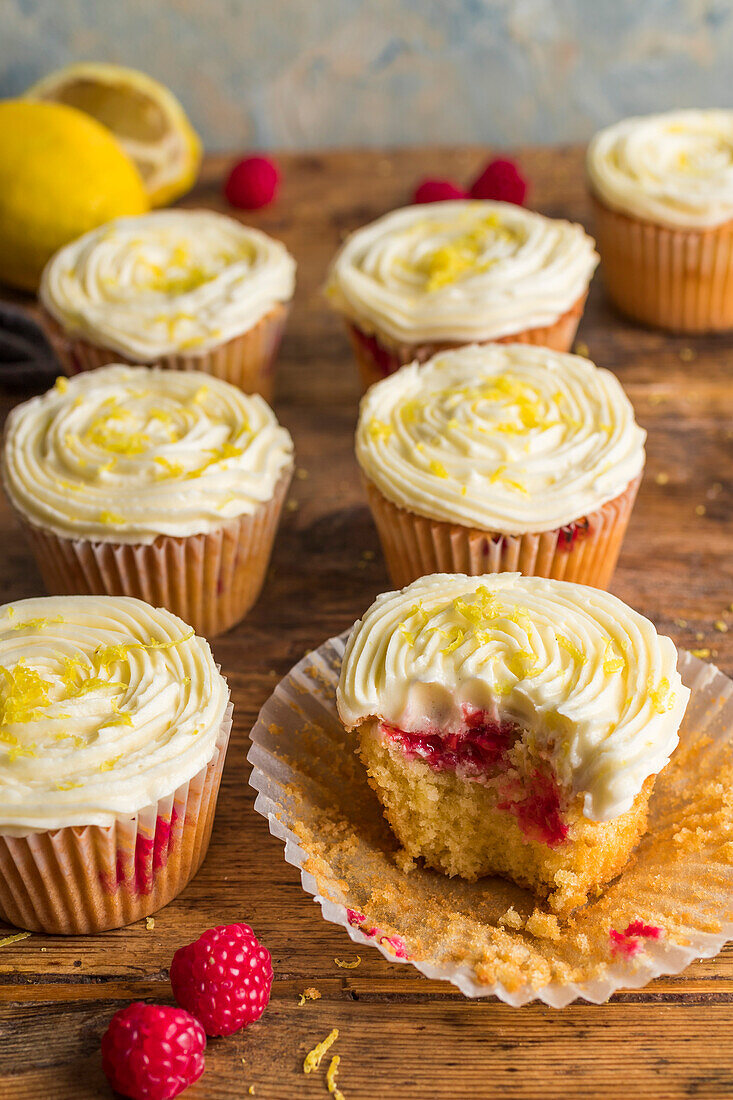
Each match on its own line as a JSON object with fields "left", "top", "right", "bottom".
{"left": 26, "top": 62, "right": 202, "bottom": 207}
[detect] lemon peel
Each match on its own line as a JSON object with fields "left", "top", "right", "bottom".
{"left": 303, "top": 1029, "right": 339, "bottom": 1074}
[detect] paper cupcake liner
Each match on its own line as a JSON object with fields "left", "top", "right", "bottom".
{"left": 14, "top": 468, "right": 292, "bottom": 638}
{"left": 0, "top": 698, "right": 232, "bottom": 934}
{"left": 40, "top": 303, "right": 290, "bottom": 401}
{"left": 345, "top": 293, "right": 588, "bottom": 391}
{"left": 591, "top": 195, "right": 733, "bottom": 333}
{"left": 363, "top": 474, "right": 641, "bottom": 591}
{"left": 248, "top": 633, "right": 733, "bottom": 1007}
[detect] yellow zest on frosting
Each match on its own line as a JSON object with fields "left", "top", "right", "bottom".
{"left": 355, "top": 345, "right": 645, "bottom": 535}
{"left": 3, "top": 365, "right": 294, "bottom": 545}
{"left": 40, "top": 210, "right": 296, "bottom": 360}
{"left": 0, "top": 595, "right": 229, "bottom": 831}
{"left": 337, "top": 574, "right": 689, "bottom": 823}
{"left": 588, "top": 110, "right": 733, "bottom": 229}
{"left": 326, "top": 199, "right": 598, "bottom": 343}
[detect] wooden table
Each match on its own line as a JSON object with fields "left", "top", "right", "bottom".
{"left": 0, "top": 146, "right": 732, "bottom": 1100}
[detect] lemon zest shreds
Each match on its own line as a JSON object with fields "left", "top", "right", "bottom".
{"left": 154, "top": 456, "right": 184, "bottom": 479}
{"left": 429, "top": 459, "right": 449, "bottom": 479}
{"left": 0, "top": 932, "right": 31, "bottom": 947}
{"left": 603, "top": 639, "right": 625, "bottom": 674}
{"left": 334, "top": 956, "right": 361, "bottom": 969}
{"left": 94, "top": 628, "right": 195, "bottom": 670}
{"left": 10, "top": 616, "right": 63, "bottom": 632}
{"left": 557, "top": 635, "right": 586, "bottom": 665}
{"left": 297, "top": 987, "right": 322, "bottom": 1006}
{"left": 0, "top": 662, "right": 51, "bottom": 726}
{"left": 366, "top": 418, "right": 393, "bottom": 442}
{"left": 648, "top": 675, "right": 675, "bottom": 714}
{"left": 99, "top": 511, "right": 125, "bottom": 526}
{"left": 303, "top": 1029, "right": 339, "bottom": 1074}
{"left": 99, "top": 753, "right": 123, "bottom": 772}
{"left": 326, "top": 1055, "right": 346, "bottom": 1099}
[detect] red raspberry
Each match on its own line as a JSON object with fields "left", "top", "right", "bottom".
{"left": 470, "top": 158, "right": 527, "bottom": 205}
{"left": 224, "top": 155, "right": 279, "bottom": 209}
{"left": 170, "top": 923, "right": 273, "bottom": 1037}
{"left": 412, "top": 178, "right": 468, "bottom": 204}
{"left": 101, "top": 1002, "right": 206, "bottom": 1100}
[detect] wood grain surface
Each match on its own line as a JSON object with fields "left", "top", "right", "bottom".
{"left": 0, "top": 146, "right": 732, "bottom": 1100}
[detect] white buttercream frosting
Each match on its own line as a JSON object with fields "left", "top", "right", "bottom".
{"left": 0, "top": 595, "right": 229, "bottom": 831}
{"left": 355, "top": 343, "right": 645, "bottom": 534}
{"left": 337, "top": 573, "right": 689, "bottom": 822}
{"left": 326, "top": 200, "right": 598, "bottom": 343}
{"left": 588, "top": 110, "right": 733, "bottom": 229}
{"left": 40, "top": 209, "right": 296, "bottom": 358}
{"left": 2, "top": 365, "right": 294, "bottom": 544}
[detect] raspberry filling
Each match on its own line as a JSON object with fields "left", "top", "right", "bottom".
{"left": 610, "top": 920, "right": 663, "bottom": 957}
{"left": 349, "top": 324, "right": 403, "bottom": 378}
{"left": 381, "top": 707, "right": 568, "bottom": 848}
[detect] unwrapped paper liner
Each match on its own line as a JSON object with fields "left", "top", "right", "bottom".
{"left": 41, "top": 302, "right": 290, "bottom": 402}
{"left": 345, "top": 293, "right": 587, "bottom": 391}
{"left": 248, "top": 633, "right": 733, "bottom": 1007}
{"left": 364, "top": 473, "right": 641, "bottom": 592}
{"left": 0, "top": 697, "right": 232, "bottom": 934}
{"left": 13, "top": 468, "right": 292, "bottom": 638}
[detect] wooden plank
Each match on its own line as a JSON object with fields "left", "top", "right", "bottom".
{"left": 0, "top": 144, "right": 731, "bottom": 1099}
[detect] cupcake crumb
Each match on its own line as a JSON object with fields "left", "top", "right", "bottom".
{"left": 394, "top": 848, "right": 416, "bottom": 874}
{"left": 655, "top": 472, "right": 669, "bottom": 486}
{"left": 525, "top": 910, "right": 561, "bottom": 942}
{"left": 498, "top": 906, "right": 524, "bottom": 930}
{"left": 679, "top": 347, "right": 697, "bottom": 362}
{"left": 695, "top": 504, "right": 706, "bottom": 516}
{"left": 298, "top": 987, "right": 322, "bottom": 1006}
{"left": 145, "top": 916, "right": 155, "bottom": 930}
{"left": 573, "top": 341, "right": 589, "bottom": 358}
{"left": 714, "top": 621, "right": 729, "bottom": 633}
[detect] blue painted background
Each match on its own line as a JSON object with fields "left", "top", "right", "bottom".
{"left": 3, "top": 0, "right": 733, "bottom": 150}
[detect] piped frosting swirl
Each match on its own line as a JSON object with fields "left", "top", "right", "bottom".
{"left": 326, "top": 200, "right": 598, "bottom": 343}
{"left": 587, "top": 110, "right": 733, "bottom": 228}
{"left": 355, "top": 343, "right": 645, "bottom": 534}
{"left": 2, "top": 365, "right": 294, "bottom": 544}
{"left": 337, "top": 573, "right": 689, "bottom": 822}
{"left": 40, "top": 209, "right": 296, "bottom": 359}
{"left": 0, "top": 595, "right": 229, "bottom": 831}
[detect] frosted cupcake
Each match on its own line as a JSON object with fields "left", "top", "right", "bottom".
{"left": 0, "top": 595, "right": 232, "bottom": 933}
{"left": 39, "top": 209, "right": 296, "bottom": 399}
{"left": 337, "top": 573, "right": 689, "bottom": 914}
{"left": 587, "top": 110, "right": 733, "bottom": 331}
{"left": 2, "top": 365, "right": 293, "bottom": 637}
{"left": 356, "top": 343, "right": 645, "bottom": 590}
{"left": 325, "top": 200, "right": 598, "bottom": 389}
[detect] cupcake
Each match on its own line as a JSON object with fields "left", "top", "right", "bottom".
{"left": 355, "top": 343, "right": 645, "bottom": 590}
{"left": 2, "top": 365, "right": 293, "bottom": 637}
{"left": 587, "top": 110, "right": 733, "bottom": 332}
{"left": 325, "top": 200, "right": 598, "bottom": 390}
{"left": 0, "top": 594, "right": 232, "bottom": 933}
{"left": 39, "top": 209, "right": 296, "bottom": 400}
{"left": 337, "top": 573, "right": 689, "bottom": 914}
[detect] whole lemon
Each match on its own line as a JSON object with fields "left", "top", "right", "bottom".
{"left": 0, "top": 100, "right": 149, "bottom": 291}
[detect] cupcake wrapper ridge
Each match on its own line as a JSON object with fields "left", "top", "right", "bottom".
{"left": 14, "top": 468, "right": 292, "bottom": 638}
{"left": 345, "top": 293, "right": 588, "bottom": 391}
{"left": 41, "top": 302, "right": 290, "bottom": 402}
{"left": 364, "top": 473, "right": 641, "bottom": 591}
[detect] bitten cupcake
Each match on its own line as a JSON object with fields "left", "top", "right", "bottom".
{"left": 355, "top": 343, "right": 645, "bottom": 590}
{"left": 337, "top": 573, "right": 689, "bottom": 914}
{"left": 2, "top": 365, "right": 293, "bottom": 637}
{"left": 587, "top": 110, "right": 733, "bottom": 332}
{"left": 39, "top": 209, "right": 296, "bottom": 400}
{"left": 0, "top": 594, "right": 232, "bottom": 934}
{"left": 325, "top": 200, "right": 598, "bottom": 389}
